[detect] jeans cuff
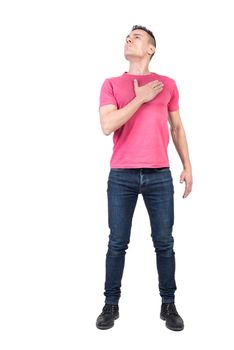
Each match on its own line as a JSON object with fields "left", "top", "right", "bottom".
{"left": 162, "top": 297, "right": 175, "bottom": 304}
{"left": 105, "top": 299, "right": 119, "bottom": 305}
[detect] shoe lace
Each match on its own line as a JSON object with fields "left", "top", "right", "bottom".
{"left": 165, "top": 303, "right": 179, "bottom": 316}
{"left": 103, "top": 304, "right": 118, "bottom": 314}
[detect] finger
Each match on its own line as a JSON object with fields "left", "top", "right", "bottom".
{"left": 187, "top": 183, "right": 193, "bottom": 194}
{"left": 183, "top": 189, "right": 188, "bottom": 198}
{"left": 149, "top": 80, "right": 163, "bottom": 87}
{"left": 183, "top": 183, "right": 192, "bottom": 198}
{"left": 152, "top": 81, "right": 164, "bottom": 88}
{"left": 153, "top": 84, "right": 164, "bottom": 90}
{"left": 134, "top": 79, "right": 138, "bottom": 88}
{"left": 152, "top": 83, "right": 164, "bottom": 91}
{"left": 183, "top": 191, "right": 191, "bottom": 198}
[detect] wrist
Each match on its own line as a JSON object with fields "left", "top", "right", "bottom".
{"left": 134, "top": 96, "right": 145, "bottom": 105}
{"left": 183, "top": 163, "right": 192, "bottom": 170}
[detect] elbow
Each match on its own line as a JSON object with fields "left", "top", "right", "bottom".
{"left": 102, "top": 125, "right": 111, "bottom": 136}
{"left": 102, "top": 120, "right": 113, "bottom": 136}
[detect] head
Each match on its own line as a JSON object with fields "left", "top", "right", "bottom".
{"left": 124, "top": 25, "right": 156, "bottom": 62}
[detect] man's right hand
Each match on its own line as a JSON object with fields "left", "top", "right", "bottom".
{"left": 133, "top": 79, "right": 164, "bottom": 103}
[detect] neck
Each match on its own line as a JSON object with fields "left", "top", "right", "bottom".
{"left": 127, "top": 62, "right": 151, "bottom": 75}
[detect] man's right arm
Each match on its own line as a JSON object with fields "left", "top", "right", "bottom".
{"left": 99, "top": 96, "right": 144, "bottom": 136}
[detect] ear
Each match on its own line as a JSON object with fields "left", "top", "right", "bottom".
{"left": 148, "top": 45, "right": 155, "bottom": 56}
{"left": 150, "top": 46, "right": 155, "bottom": 54}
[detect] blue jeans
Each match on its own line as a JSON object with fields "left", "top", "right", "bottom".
{"left": 104, "top": 167, "right": 177, "bottom": 305}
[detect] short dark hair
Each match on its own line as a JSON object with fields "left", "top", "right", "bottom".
{"left": 131, "top": 24, "right": 156, "bottom": 60}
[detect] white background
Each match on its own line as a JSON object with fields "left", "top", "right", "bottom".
{"left": 1, "top": 0, "right": 234, "bottom": 349}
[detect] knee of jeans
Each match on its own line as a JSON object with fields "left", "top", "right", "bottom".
{"left": 107, "top": 241, "right": 129, "bottom": 256}
{"left": 153, "top": 237, "right": 174, "bottom": 256}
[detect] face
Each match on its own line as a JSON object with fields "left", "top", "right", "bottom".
{"left": 124, "top": 29, "right": 154, "bottom": 60}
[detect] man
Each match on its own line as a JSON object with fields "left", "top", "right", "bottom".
{"left": 96, "top": 24, "right": 193, "bottom": 331}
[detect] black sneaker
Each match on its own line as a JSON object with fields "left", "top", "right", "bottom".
{"left": 160, "top": 302, "right": 184, "bottom": 331}
{"left": 96, "top": 303, "right": 119, "bottom": 330}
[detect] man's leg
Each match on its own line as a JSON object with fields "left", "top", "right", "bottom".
{"left": 142, "top": 168, "right": 177, "bottom": 303}
{"left": 104, "top": 169, "right": 139, "bottom": 305}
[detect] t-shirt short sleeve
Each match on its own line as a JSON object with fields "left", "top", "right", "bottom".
{"left": 99, "top": 79, "right": 118, "bottom": 108}
{"left": 168, "top": 80, "right": 179, "bottom": 112}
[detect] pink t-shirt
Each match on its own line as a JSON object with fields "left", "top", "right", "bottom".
{"left": 99, "top": 71, "right": 179, "bottom": 168}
